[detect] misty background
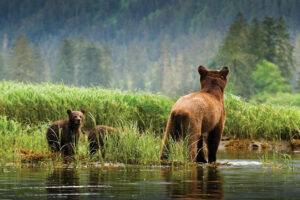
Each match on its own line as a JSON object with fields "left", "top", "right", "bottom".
{"left": 0, "top": 0, "right": 299, "bottom": 99}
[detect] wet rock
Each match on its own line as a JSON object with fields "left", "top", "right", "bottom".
{"left": 290, "top": 139, "right": 300, "bottom": 151}
{"left": 251, "top": 142, "right": 260, "bottom": 151}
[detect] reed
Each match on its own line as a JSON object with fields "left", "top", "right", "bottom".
{"left": 259, "top": 151, "right": 294, "bottom": 170}
{"left": 1, "top": 81, "right": 300, "bottom": 167}
{"left": 0, "top": 81, "right": 173, "bottom": 132}
{"left": 224, "top": 94, "right": 300, "bottom": 140}
{"left": 0, "top": 116, "right": 189, "bottom": 166}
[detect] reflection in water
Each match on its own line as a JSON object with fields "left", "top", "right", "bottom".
{"left": 161, "top": 166, "right": 224, "bottom": 200}
{"left": 46, "top": 168, "right": 80, "bottom": 200}
{"left": 1, "top": 156, "right": 299, "bottom": 200}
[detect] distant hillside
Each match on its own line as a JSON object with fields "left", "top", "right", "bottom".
{"left": 0, "top": 0, "right": 299, "bottom": 97}
{"left": 0, "top": 0, "right": 299, "bottom": 44}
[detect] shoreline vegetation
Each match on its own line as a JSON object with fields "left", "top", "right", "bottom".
{"left": 0, "top": 81, "right": 299, "bottom": 167}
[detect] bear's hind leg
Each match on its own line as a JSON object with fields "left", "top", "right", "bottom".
{"left": 207, "top": 124, "right": 223, "bottom": 163}
{"left": 187, "top": 122, "right": 201, "bottom": 162}
{"left": 196, "top": 134, "right": 207, "bottom": 163}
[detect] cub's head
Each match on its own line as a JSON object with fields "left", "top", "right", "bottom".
{"left": 67, "top": 109, "right": 86, "bottom": 126}
{"left": 198, "top": 65, "right": 230, "bottom": 92}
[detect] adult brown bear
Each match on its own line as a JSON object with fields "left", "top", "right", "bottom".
{"left": 46, "top": 109, "right": 85, "bottom": 156}
{"left": 160, "top": 66, "right": 229, "bottom": 163}
{"left": 87, "top": 125, "right": 116, "bottom": 156}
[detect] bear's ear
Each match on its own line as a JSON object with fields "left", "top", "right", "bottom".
{"left": 198, "top": 65, "right": 207, "bottom": 77}
{"left": 81, "top": 109, "right": 86, "bottom": 114}
{"left": 220, "top": 66, "right": 229, "bottom": 79}
{"left": 67, "top": 109, "right": 72, "bottom": 116}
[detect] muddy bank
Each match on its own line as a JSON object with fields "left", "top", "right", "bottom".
{"left": 218, "top": 137, "right": 296, "bottom": 153}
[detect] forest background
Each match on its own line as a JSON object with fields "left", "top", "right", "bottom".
{"left": 0, "top": 0, "right": 300, "bottom": 100}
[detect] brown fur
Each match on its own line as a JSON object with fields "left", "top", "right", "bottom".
{"left": 88, "top": 125, "right": 116, "bottom": 155}
{"left": 46, "top": 109, "right": 85, "bottom": 156}
{"left": 161, "top": 166, "right": 224, "bottom": 199}
{"left": 160, "top": 65, "right": 229, "bottom": 163}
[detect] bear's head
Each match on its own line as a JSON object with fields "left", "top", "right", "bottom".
{"left": 67, "top": 109, "right": 86, "bottom": 126}
{"left": 198, "top": 65, "right": 229, "bottom": 93}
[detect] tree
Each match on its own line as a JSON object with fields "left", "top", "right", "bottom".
{"left": 8, "top": 35, "right": 35, "bottom": 82}
{"left": 210, "top": 12, "right": 255, "bottom": 97}
{"left": 252, "top": 60, "right": 290, "bottom": 95}
{"left": 100, "top": 43, "right": 113, "bottom": 86}
{"left": 79, "top": 43, "right": 103, "bottom": 86}
{"left": 0, "top": 53, "right": 5, "bottom": 80}
{"left": 150, "top": 42, "right": 168, "bottom": 93}
{"left": 246, "top": 18, "right": 264, "bottom": 61}
{"left": 262, "top": 16, "right": 295, "bottom": 79}
{"left": 220, "top": 12, "right": 248, "bottom": 56}
{"left": 127, "top": 40, "right": 148, "bottom": 90}
{"left": 211, "top": 13, "right": 296, "bottom": 97}
{"left": 54, "top": 39, "right": 75, "bottom": 84}
{"left": 31, "top": 43, "right": 45, "bottom": 82}
{"left": 274, "top": 16, "right": 295, "bottom": 79}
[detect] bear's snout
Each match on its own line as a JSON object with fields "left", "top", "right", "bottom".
{"left": 73, "top": 117, "right": 82, "bottom": 124}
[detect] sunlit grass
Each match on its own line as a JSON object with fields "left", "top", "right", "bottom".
{"left": 1, "top": 81, "right": 300, "bottom": 141}
{"left": 225, "top": 94, "right": 300, "bottom": 140}
{"left": 1, "top": 81, "right": 300, "bottom": 167}
{"left": 0, "top": 81, "right": 173, "bottom": 132}
{"left": 0, "top": 116, "right": 189, "bottom": 166}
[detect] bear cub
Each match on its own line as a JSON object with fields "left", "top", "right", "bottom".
{"left": 46, "top": 109, "right": 85, "bottom": 156}
{"left": 88, "top": 125, "right": 116, "bottom": 156}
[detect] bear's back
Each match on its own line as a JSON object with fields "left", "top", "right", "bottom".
{"left": 171, "top": 91, "right": 224, "bottom": 133}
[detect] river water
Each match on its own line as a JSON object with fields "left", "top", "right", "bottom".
{"left": 1, "top": 152, "right": 300, "bottom": 200}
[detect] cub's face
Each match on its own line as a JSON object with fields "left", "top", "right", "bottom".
{"left": 67, "top": 109, "right": 86, "bottom": 125}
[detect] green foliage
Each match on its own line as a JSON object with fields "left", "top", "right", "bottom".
{"left": 252, "top": 60, "right": 290, "bottom": 95}
{"left": 0, "top": 54, "right": 4, "bottom": 80}
{"left": 211, "top": 13, "right": 255, "bottom": 97}
{"left": 221, "top": 12, "right": 248, "bottom": 55}
{"left": 0, "top": 116, "right": 188, "bottom": 166}
{"left": 0, "top": 82, "right": 300, "bottom": 142}
{"left": 0, "top": 81, "right": 173, "bottom": 132}
{"left": 103, "top": 124, "right": 162, "bottom": 164}
{"left": 225, "top": 94, "right": 300, "bottom": 140}
{"left": 0, "top": 116, "right": 49, "bottom": 164}
{"left": 8, "top": 35, "right": 45, "bottom": 82}
{"left": 251, "top": 92, "right": 300, "bottom": 107}
{"left": 246, "top": 18, "right": 264, "bottom": 60}
{"left": 54, "top": 39, "right": 75, "bottom": 84}
{"left": 211, "top": 13, "right": 295, "bottom": 98}
{"left": 1, "top": 82, "right": 300, "bottom": 165}
{"left": 0, "top": 1, "right": 299, "bottom": 97}
{"left": 262, "top": 16, "right": 295, "bottom": 79}
{"left": 54, "top": 38, "right": 112, "bottom": 87}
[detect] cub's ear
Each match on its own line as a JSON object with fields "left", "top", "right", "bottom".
{"left": 220, "top": 66, "right": 229, "bottom": 79}
{"left": 198, "top": 65, "right": 207, "bottom": 77}
{"left": 81, "top": 109, "right": 86, "bottom": 114}
{"left": 67, "top": 109, "right": 72, "bottom": 115}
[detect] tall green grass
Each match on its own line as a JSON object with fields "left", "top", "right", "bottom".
{"left": 225, "top": 94, "right": 300, "bottom": 140}
{"left": 0, "top": 81, "right": 299, "bottom": 142}
{"left": 0, "top": 81, "right": 173, "bottom": 132}
{"left": 0, "top": 116, "right": 189, "bottom": 166}
{"left": 0, "top": 116, "right": 49, "bottom": 164}
{"left": 251, "top": 92, "right": 300, "bottom": 107}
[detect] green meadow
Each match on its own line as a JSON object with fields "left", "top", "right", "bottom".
{"left": 0, "top": 81, "right": 299, "bottom": 166}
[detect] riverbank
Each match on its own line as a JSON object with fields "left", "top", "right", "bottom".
{"left": 0, "top": 81, "right": 300, "bottom": 166}
{"left": 219, "top": 138, "right": 292, "bottom": 152}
